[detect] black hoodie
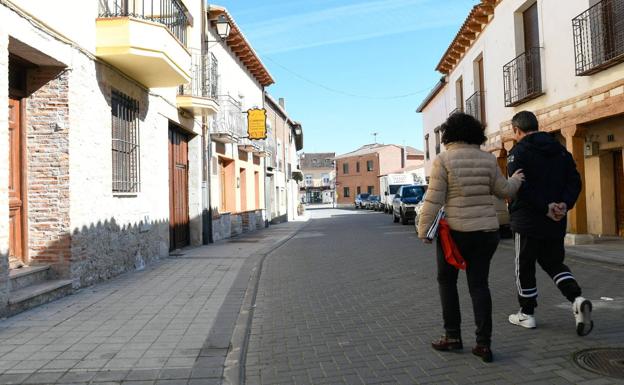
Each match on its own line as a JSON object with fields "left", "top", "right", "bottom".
{"left": 507, "top": 132, "right": 582, "bottom": 239}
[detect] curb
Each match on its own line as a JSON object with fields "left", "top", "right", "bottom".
{"left": 222, "top": 223, "right": 307, "bottom": 385}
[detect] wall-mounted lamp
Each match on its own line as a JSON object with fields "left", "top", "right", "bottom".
{"left": 215, "top": 15, "right": 231, "bottom": 40}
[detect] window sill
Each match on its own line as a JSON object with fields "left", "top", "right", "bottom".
{"left": 113, "top": 192, "right": 139, "bottom": 198}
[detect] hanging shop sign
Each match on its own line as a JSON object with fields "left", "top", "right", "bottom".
{"left": 247, "top": 108, "right": 267, "bottom": 140}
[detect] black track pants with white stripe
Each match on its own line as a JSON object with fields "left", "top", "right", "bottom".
{"left": 514, "top": 233, "right": 582, "bottom": 314}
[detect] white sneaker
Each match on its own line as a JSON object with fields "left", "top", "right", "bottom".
{"left": 508, "top": 311, "right": 536, "bottom": 329}
{"left": 573, "top": 297, "right": 593, "bottom": 336}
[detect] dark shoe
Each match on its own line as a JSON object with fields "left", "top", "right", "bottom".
{"left": 431, "top": 336, "right": 463, "bottom": 351}
{"left": 472, "top": 345, "right": 493, "bottom": 363}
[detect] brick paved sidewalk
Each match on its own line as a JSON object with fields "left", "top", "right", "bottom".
{"left": 245, "top": 209, "right": 624, "bottom": 385}
{"left": 0, "top": 222, "right": 304, "bottom": 385}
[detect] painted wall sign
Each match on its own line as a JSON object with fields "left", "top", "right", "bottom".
{"left": 247, "top": 108, "right": 267, "bottom": 140}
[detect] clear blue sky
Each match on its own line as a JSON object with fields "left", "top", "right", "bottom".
{"left": 214, "top": 0, "right": 476, "bottom": 155}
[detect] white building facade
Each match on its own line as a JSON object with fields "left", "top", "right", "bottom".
{"left": 418, "top": 0, "right": 624, "bottom": 243}
{"left": 0, "top": 0, "right": 254, "bottom": 316}
{"left": 206, "top": 6, "right": 274, "bottom": 241}
{"left": 264, "top": 94, "right": 304, "bottom": 223}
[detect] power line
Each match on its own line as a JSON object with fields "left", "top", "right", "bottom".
{"left": 262, "top": 55, "right": 433, "bottom": 100}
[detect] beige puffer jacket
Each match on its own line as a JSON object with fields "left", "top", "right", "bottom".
{"left": 417, "top": 143, "right": 521, "bottom": 237}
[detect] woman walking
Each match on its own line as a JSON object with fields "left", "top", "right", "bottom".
{"left": 417, "top": 112, "right": 524, "bottom": 362}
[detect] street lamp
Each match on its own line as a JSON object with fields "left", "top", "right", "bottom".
{"left": 215, "top": 14, "right": 231, "bottom": 40}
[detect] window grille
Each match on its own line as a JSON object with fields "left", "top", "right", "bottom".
{"left": 112, "top": 90, "right": 140, "bottom": 193}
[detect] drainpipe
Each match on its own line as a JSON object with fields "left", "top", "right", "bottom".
{"left": 202, "top": 1, "right": 214, "bottom": 243}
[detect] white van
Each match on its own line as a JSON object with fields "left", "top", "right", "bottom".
{"left": 380, "top": 173, "right": 417, "bottom": 213}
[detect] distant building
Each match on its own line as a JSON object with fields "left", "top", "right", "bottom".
{"left": 264, "top": 94, "right": 304, "bottom": 223}
{"left": 299, "top": 153, "right": 336, "bottom": 204}
{"left": 335, "top": 144, "right": 423, "bottom": 206}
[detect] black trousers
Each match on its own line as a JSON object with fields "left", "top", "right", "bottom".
{"left": 437, "top": 230, "right": 499, "bottom": 347}
{"left": 514, "top": 233, "right": 582, "bottom": 314}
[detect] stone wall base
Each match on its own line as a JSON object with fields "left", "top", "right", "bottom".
{"left": 212, "top": 210, "right": 266, "bottom": 242}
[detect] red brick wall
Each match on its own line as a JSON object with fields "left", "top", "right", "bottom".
{"left": 336, "top": 154, "right": 381, "bottom": 204}
{"left": 26, "top": 67, "right": 71, "bottom": 274}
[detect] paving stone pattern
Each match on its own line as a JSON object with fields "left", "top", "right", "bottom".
{"left": 245, "top": 209, "right": 624, "bottom": 385}
{"left": 0, "top": 223, "right": 302, "bottom": 385}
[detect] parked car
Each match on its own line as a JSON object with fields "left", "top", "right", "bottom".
{"left": 354, "top": 193, "right": 370, "bottom": 209}
{"left": 413, "top": 192, "right": 427, "bottom": 234}
{"left": 392, "top": 185, "right": 427, "bottom": 225}
{"left": 366, "top": 195, "right": 381, "bottom": 210}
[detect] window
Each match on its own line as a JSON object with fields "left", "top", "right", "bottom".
{"left": 321, "top": 173, "right": 330, "bottom": 186}
{"left": 367, "top": 186, "right": 374, "bottom": 194}
{"left": 343, "top": 187, "right": 350, "bottom": 197}
{"left": 434, "top": 127, "right": 441, "bottom": 155}
{"left": 367, "top": 160, "right": 374, "bottom": 172}
{"left": 305, "top": 175, "right": 313, "bottom": 186}
{"left": 456, "top": 77, "right": 464, "bottom": 112}
{"left": 425, "top": 134, "right": 430, "bottom": 160}
{"left": 343, "top": 163, "right": 349, "bottom": 174}
{"left": 356, "top": 161, "right": 360, "bottom": 173}
{"left": 112, "top": 90, "right": 140, "bottom": 193}
{"left": 357, "top": 186, "right": 361, "bottom": 195}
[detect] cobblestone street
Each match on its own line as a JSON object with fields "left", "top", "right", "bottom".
{"left": 245, "top": 208, "right": 624, "bottom": 385}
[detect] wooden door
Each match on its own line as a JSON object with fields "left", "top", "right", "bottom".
{"left": 523, "top": 3, "right": 539, "bottom": 52}
{"left": 168, "top": 125, "right": 189, "bottom": 251}
{"left": 240, "top": 168, "right": 247, "bottom": 212}
{"left": 254, "top": 171, "right": 260, "bottom": 210}
{"left": 219, "top": 158, "right": 227, "bottom": 213}
{"left": 8, "top": 97, "right": 24, "bottom": 265}
{"left": 614, "top": 151, "right": 624, "bottom": 237}
{"left": 523, "top": 3, "right": 540, "bottom": 93}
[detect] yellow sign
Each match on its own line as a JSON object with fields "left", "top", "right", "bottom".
{"left": 247, "top": 108, "right": 267, "bottom": 140}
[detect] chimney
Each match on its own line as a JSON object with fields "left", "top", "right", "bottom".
{"left": 278, "top": 98, "right": 285, "bottom": 109}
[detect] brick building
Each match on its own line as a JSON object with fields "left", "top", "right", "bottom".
{"left": 335, "top": 144, "right": 423, "bottom": 206}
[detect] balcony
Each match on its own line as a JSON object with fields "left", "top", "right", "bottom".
{"left": 503, "top": 47, "right": 543, "bottom": 107}
{"left": 176, "top": 51, "right": 219, "bottom": 116}
{"left": 465, "top": 91, "right": 485, "bottom": 124}
{"left": 211, "top": 95, "right": 243, "bottom": 144}
{"left": 96, "top": 0, "right": 191, "bottom": 88}
{"left": 573, "top": 0, "right": 624, "bottom": 76}
{"left": 252, "top": 140, "right": 270, "bottom": 157}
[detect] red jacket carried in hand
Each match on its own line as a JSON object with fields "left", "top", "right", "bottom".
{"left": 438, "top": 218, "right": 466, "bottom": 270}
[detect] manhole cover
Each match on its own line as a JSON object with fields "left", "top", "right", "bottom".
{"left": 574, "top": 348, "right": 624, "bottom": 378}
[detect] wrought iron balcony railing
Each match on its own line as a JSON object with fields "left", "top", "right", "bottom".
{"left": 465, "top": 91, "right": 485, "bottom": 124}
{"left": 212, "top": 95, "right": 244, "bottom": 138}
{"left": 449, "top": 108, "right": 461, "bottom": 117}
{"left": 99, "top": 0, "right": 188, "bottom": 45}
{"left": 179, "top": 51, "right": 218, "bottom": 99}
{"left": 503, "top": 47, "right": 543, "bottom": 107}
{"left": 573, "top": 0, "right": 624, "bottom": 75}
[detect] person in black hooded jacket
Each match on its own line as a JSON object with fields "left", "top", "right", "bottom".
{"left": 506, "top": 111, "right": 593, "bottom": 336}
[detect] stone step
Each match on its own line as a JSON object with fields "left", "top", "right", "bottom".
{"left": 7, "top": 279, "right": 73, "bottom": 317}
{"left": 9, "top": 265, "right": 51, "bottom": 291}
